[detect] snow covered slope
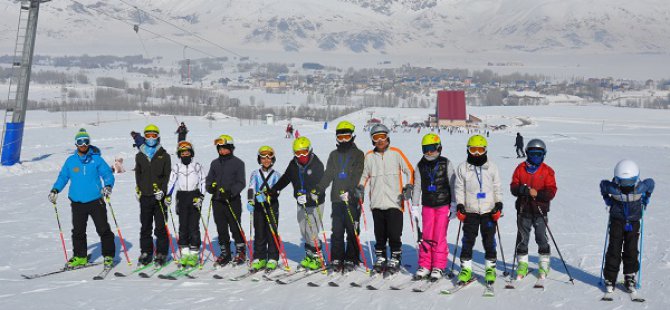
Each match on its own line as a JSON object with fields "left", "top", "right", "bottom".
{"left": 0, "top": 105, "right": 669, "bottom": 308}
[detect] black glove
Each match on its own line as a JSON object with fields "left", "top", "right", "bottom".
{"left": 354, "top": 185, "right": 365, "bottom": 202}
{"left": 207, "top": 182, "right": 217, "bottom": 195}
{"left": 457, "top": 203, "right": 466, "bottom": 214}
{"left": 402, "top": 184, "right": 414, "bottom": 201}
{"left": 493, "top": 202, "right": 503, "bottom": 213}
{"left": 518, "top": 184, "right": 530, "bottom": 196}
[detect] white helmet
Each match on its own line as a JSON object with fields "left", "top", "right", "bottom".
{"left": 614, "top": 159, "right": 639, "bottom": 187}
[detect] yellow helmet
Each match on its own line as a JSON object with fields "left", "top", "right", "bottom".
{"left": 144, "top": 124, "right": 160, "bottom": 135}
{"left": 257, "top": 145, "right": 276, "bottom": 164}
{"left": 214, "top": 135, "right": 234, "bottom": 151}
{"left": 421, "top": 133, "right": 441, "bottom": 146}
{"left": 336, "top": 121, "right": 355, "bottom": 133}
{"left": 292, "top": 136, "right": 312, "bottom": 152}
{"left": 467, "top": 135, "right": 488, "bottom": 148}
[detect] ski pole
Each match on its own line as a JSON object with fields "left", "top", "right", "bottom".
{"left": 105, "top": 196, "right": 131, "bottom": 266}
{"left": 598, "top": 216, "right": 611, "bottom": 286}
{"left": 496, "top": 222, "right": 509, "bottom": 277}
{"left": 537, "top": 206, "right": 574, "bottom": 285}
{"left": 447, "top": 220, "right": 462, "bottom": 279}
{"left": 154, "top": 184, "right": 180, "bottom": 247}
{"left": 51, "top": 202, "right": 69, "bottom": 263}
{"left": 313, "top": 195, "right": 331, "bottom": 262}
{"left": 199, "top": 198, "right": 217, "bottom": 265}
{"left": 346, "top": 199, "right": 370, "bottom": 272}
{"left": 357, "top": 198, "right": 374, "bottom": 272}
{"left": 298, "top": 199, "right": 327, "bottom": 272}
{"left": 637, "top": 206, "right": 646, "bottom": 289}
{"left": 196, "top": 198, "right": 218, "bottom": 267}
{"left": 260, "top": 195, "right": 291, "bottom": 270}
{"left": 220, "top": 188, "right": 253, "bottom": 263}
{"left": 154, "top": 193, "right": 179, "bottom": 263}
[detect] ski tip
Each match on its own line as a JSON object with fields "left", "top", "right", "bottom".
{"left": 114, "top": 272, "right": 126, "bottom": 277}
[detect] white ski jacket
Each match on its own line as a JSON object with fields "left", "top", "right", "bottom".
{"left": 454, "top": 160, "right": 503, "bottom": 214}
{"left": 359, "top": 147, "right": 414, "bottom": 211}
{"left": 167, "top": 161, "right": 206, "bottom": 194}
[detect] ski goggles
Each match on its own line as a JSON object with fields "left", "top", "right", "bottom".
{"left": 422, "top": 144, "right": 440, "bottom": 154}
{"left": 294, "top": 149, "right": 310, "bottom": 157}
{"left": 467, "top": 146, "right": 487, "bottom": 156}
{"left": 615, "top": 176, "right": 638, "bottom": 187}
{"left": 144, "top": 132, "right": 159, "bottom": 139}
{"left": 371, "top": 132, "right": 388, "bottom": 143}
{"left": 258, "top": 150, "right": 275, "bottom": 159}
{"left": 75, "top": 137, "right": 90, "bottom": 147}
{"left": 214, "top": 138, "right": 231, "bottom": 147}
{"left": 336, "top": 133, "right": 353, "bottom": 142}
{"left": 527, "top": 149, "right": 546, "bottom": 157}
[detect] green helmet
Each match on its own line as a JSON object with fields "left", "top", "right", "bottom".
{"left": 421, "top": 133, "right": 441, "bottom": 146}
{"left": 144, "top": 124, "right": 160, "bottom": 135}
{"left": 293, "top": 136, "right": 312, "bottom": 152}
{"left": 257, "top": 145, "right": 276, "bottom": 164}
{"left": 467, "top": 135, "right": 488, "bottom": 147}
{"left": 214, "top": 134, "right": 234, "bottom": 146}
{"left": 336, "top": 121, "right": 355, "bottom": 133}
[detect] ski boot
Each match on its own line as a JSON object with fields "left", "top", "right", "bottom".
{"left": 232, "top": 243, "right": 246, "bottom": 265}
{"left": 516, "top": 254, "right": 529, "bottom": 279}
{"left": 344, "top": 260, "right": 357, "bottom": 273}
{"left": 624, "top": 274, "right": 637, "bottom": 292}
{"left": 414, "top": 267, "right": 430, "bottom": 280}
{"left": 373, "top": 249, "right": 386, "bottom": 274}
{"left": 266, "top": 259, "right": 278, "bottom": 271}
{"left": 179, "top": 247, "right": 198, "bottom": 267}
{"left": 154, "top": 253, "right": 168, "bottom": 266}
{"left": 251, "top": 259, "right": 267, "bottom": 271}
{"left": 103, "top": 256, "right": 114, "bottom": 268}
{"left": 386, "top": 251, "right": 402, "bottom": 274}
{"left": 67, "top": 256, "right": 88, "bottom": 268}
{"left": 484, "top": 260, "right": 497, "bottom": 284}
{"left": 138, "top": 252, "right": 153, "bottom": 266}
{"left": 604, "top": 279, "right": 615, "bottom": 293}
{"left": 457, "top": 260, "right": 473, "bottom": 283}
{"left": 301, "top": 254, "right": 322, "bottom": 270}
{"left": 430, "top": 268, "right": 443, "bottom": 281}
{"left": 538, "top": 254, "right": 550, "bottom": 278}
{"left": 331, "top": 260, "right": 343, "bottom": 273}
{"left": 215, "top": 246, "right": 231, "bottom": 267}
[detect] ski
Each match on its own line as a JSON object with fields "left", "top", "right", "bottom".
{"left": 412, "top": 277, "right": 443, "bottom": 293}
{"left": 164, "top": 266, "right": 198, "bottom": 280}
{"left": 252, "top": 268, "right": 283, "bottom": 282}
{"left": 229, "top": 269, "right": 262, "bottom": 281}
{"left": 601, "top": 292, "right": 614, "bottom": 301}
{"left": 389, "top": 277, "right": 422, "bottom": 290}
{"left": 367, "top": 270, "right": 409, "bottom": 290}
{"left": 619, "top": 283, "right": 645, "bottom": 302}
{"left": 308, "top": 271, "right": 340, "bottom": 287}
{"left": 21, "top": 261, "right": 102, "bottom": 280}
{"left": 114, "top": 263, "right": 153, "bottom": 277}
{"left": 276, "top": 269, "right": 325, "bottom": 285}
{"left": 483, "top": 281, "right": 495, "bottom": 297}
{"left": 264, "top": 267, "right": 304, "bottom": 281}
{"left": 212, "top": 264, "right": 240, "bottom": 279}
{"left": 350, "top": 271, "right": 383, "bottom": 287}
{"left": 504, "top": 268, "right": 533, "bottom": 289}
{"left": 440, "top": 278, "right": 477, "bottom": 295}
{"left": 328, "top": 271, "right": 357, "bottom": 287}
{"left": 92, "top": 264, "right": 115, "bottom": 280}
{"left": 534, "top": 276, "right": 545, "bottom": 289}
{"left": 139, "top": 263, "right": 169, "bottom": 278}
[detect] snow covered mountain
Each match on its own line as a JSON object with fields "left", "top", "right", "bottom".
{"left": 1, "top": 0, "right": 669, "bottom": 56}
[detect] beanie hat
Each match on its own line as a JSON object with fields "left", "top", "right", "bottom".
{"left": 75, "top": 128, "right": 90, "bottom": 141}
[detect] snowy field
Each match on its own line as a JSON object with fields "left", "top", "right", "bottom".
{"left": 1, "top": 105, "right": 669, "bottom": 309}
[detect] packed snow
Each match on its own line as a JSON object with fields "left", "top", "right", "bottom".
{"left": 1, "top": 105, "right": 669, "bottom": 309}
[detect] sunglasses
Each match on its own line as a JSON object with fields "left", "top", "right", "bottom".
{"left": 336, "top": 133, "right": 353, "bottom": 142}
{"left": 422, "top": 144, "right": 439, "bottom": 154}
{"left": 144, "top": 132, "right": 158, "bottom": 139}
{"left": 371, "top": 133, "right": 388, "bottom": 143}
{"left": 294, "top": 149, "right": 310, "bottom": 157}
{"left": 468, "top": 146, "right": 486, "bottom": 156}
{"left": 258, "top": 151, "right": 275, "bottom": 159}
{"left": 75, "top": 138, "right": 90, "bottom": 147}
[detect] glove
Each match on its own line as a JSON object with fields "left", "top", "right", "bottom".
{"left": 193, "top": 196, "right": 203, "bottom": 210}
{"left": 457, "top": 204, "right": 466, "bottom": 222}
{"left": 217, "top": 187, "right": 231, "bottom": 201}
{"left": 641, "top": 193, "right": 651, "bottom": 207}
{"left": 410, "top": 205, "right": 421, "bottom": 222}
{"left": 402, "top": 184, "right": 414, "bottom": 201}
{"left": 154, "top": 189, "right": 164, "bottom": 201}
{"left": 310, "top": 189, "right": 320, "bottom": 202}
{"left": 247, "top": 201, "right": 255, "bottom": 213}
{"left": 493, "top": 202, "right": 503, "bottom": 213}
{"left": 135, "top": 186, "right": 141, "bottom": 201}
{"left": 339, "top": 191, "right": 349, "bottom": 203}
{"left": 255, "top": 192, "right": 267, "bottom": 203}
{"left": 518, "top": 184, "right": 530, "bottom": 196}
{"left": 491, "top": 202, "right": 503, "bottom": 221}
{"left": 354, "top": 185, "right": 365, "bottom": 202}
{"left": 165, "top": 196, "right": 172, "bottom": 207}
{"left": 207, "top": 182, "right": 217, "bottom": 195}
{"left": 101, "top": 186, "right": 112, "bottom": 198}
{"left": 48, "top": 189, "right": 58, "bottom": 204}
{"left": 296, "top": 194, "right": 307, "bottom": 205}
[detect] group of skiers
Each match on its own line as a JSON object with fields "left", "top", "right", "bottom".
{"left": 48, "top": 121, "right": 655, "bottom": 293}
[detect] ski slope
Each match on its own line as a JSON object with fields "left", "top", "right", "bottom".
{"left": 1, "top": 105, "right": 669, "bottom": 309}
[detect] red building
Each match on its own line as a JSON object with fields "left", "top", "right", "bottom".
{"left": 436, "top": 90, "right": 466, "bottom": 126}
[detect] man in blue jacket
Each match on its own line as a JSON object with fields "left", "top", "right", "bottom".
{"left": 49, "top": 129, "right": 115, "bottom": 268}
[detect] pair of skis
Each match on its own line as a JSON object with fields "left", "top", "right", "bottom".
{"left": 601, "top": 283, "right": 645, "bottom": 303}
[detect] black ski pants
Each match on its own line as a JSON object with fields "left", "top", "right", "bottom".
{"left": 71, "top": 199, "right": 115, "bottom": 258}
{"left": 176, "top": 190, "right": 201, "bottom": 249}
{"left": 515, "top": 213, "right": 550, "bottom": 256}
{"left": 139, "top": 195, "right": 169, "bottom": 256}
{"left": 253, "top": 201, "right": 280, "bottom": 261}
{"left": 331, "top": 202, "right": 361, "bottom": 264}
{"left": 460, "top": 212, "right": 497, "bottom": 261}
{"left": 212, "top": 198, "right": 244, "bottom": 252}
{"left": 604, "top": 218, "right": 640, "bottom": 283}
{"left": 372, "top": 208, "right": 403, "bottom": 256}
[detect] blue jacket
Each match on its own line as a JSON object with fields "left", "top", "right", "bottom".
{"left": 52, "top": 146, "right": 115, "bottom": 203}
{"left": 600, "top": 178, "right": 654, "bottom": 221}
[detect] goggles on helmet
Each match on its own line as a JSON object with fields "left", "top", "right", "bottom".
{"left": 258, "top": 150, "right": 275, "bottom": 159}
{"left": 144, "top": 132, "right": 159, "bottom": 139}
{"left": 468, "top": 146, "right": 486, "bottom": 156}
{"left": 616, "top": 176, "right": 638, "bottom": 187}
{"left": 371, "top": 132, "right": 388, "bottom": 143}
{"left": 75, "top": 137, "right": 90, "bottom": 147}
{"left": 336, "top": 133, "right": 353, "bottom": 142}
{"left": 294, "top": 149, "right": 310, "bottom": 157}
{"left": 422, "top": 144, "right": 440, "bottom": 154}
{"left": 527, "top": 149, "right": 546, "bottom": 157}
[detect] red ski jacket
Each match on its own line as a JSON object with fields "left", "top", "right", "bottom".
{"left": 510, "top": 162, "right": 557, "bottom": 215}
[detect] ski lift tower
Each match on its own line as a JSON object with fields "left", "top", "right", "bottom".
{"left": 1, "top": 0, "right": 50, "bottom": 166}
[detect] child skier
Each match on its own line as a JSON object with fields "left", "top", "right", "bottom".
{"left": 205, "top": 135, "right": 247, "bottom": 267}
{"left": 454, "top": 135, "right": 503, "bottom": 285}
{"left": 356, "top": 124, "right": 414, "bottom": 274}
{"left": 135, "top": 124, "right": 172, "bottom": 266}
{"left": 410, "top": 133, "right": 456, "bottom": 280}
{"left": 247, "top": 146, "right": 283, "bottom": 271}
{"left": 165, "top": 141, "right": 206, "bottom": 267}
{"left": 49, "top": 129, "right": 116, "bottom": 268}
{"left": 270, "top": 137, "right": 326, "bottom": 270}
{"left": 510, "top": 139, "right": 557, "bottom": 280}
{"left": 600, "top": 159, "right": 654, "bottom": 293}
{"left": 313, "top": 121, "right": 365, "bottom": 272}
